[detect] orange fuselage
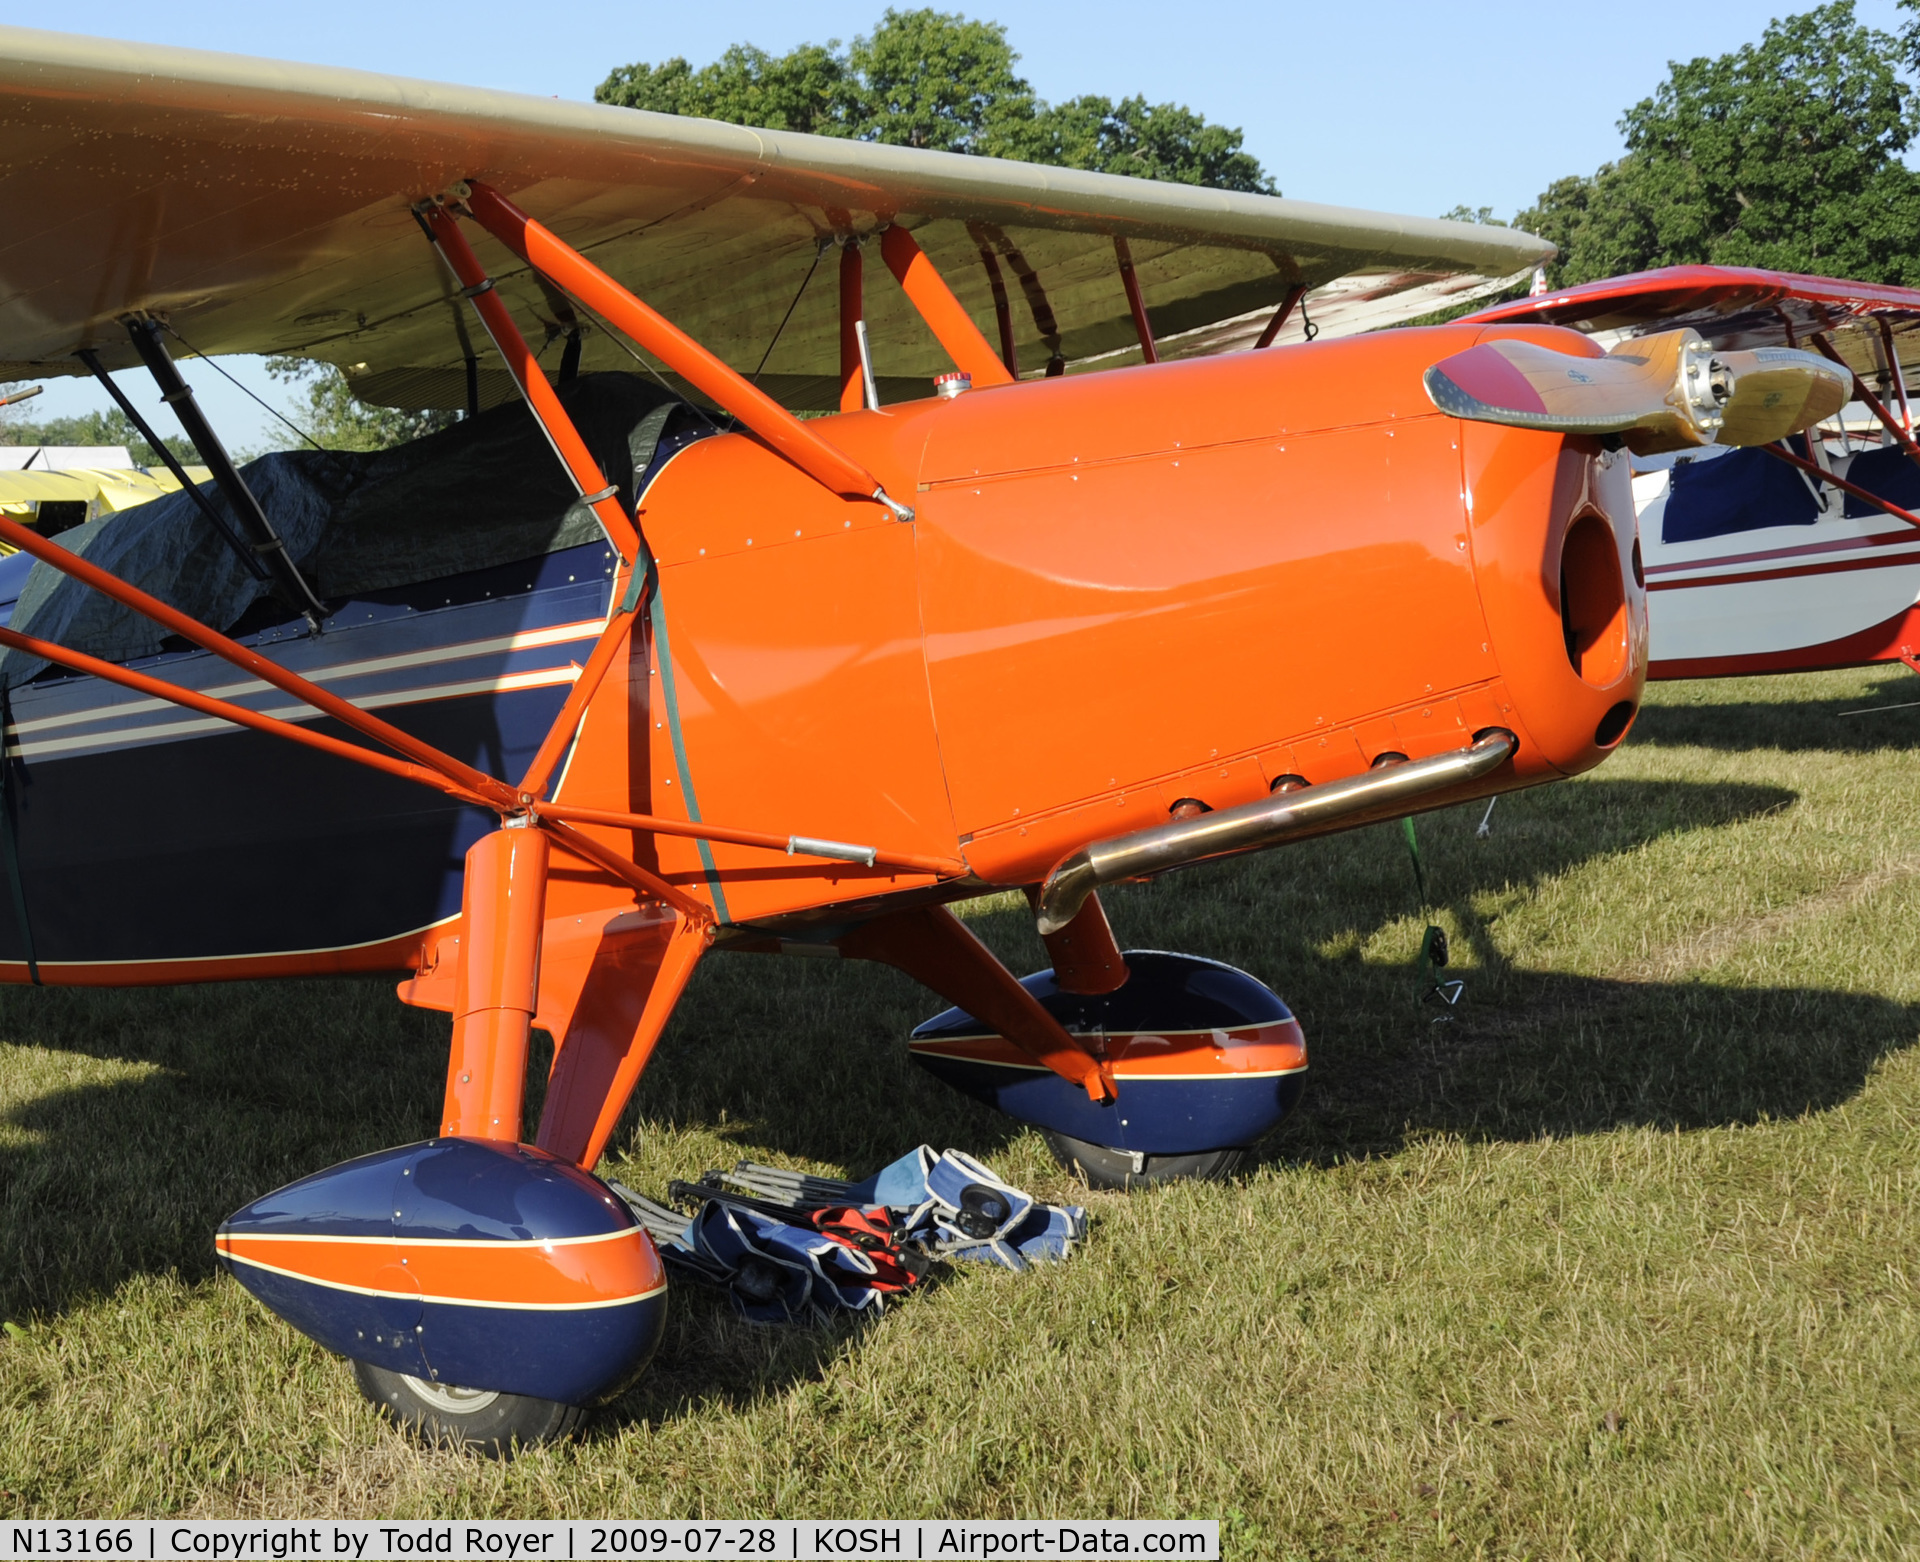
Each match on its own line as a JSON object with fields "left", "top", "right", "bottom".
{"left": 533, "top": 322, "right": 1647, "bottom": 938}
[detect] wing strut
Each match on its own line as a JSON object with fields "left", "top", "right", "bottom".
{"left": 838, "top": 241, "right": 878, "bottom": 413}
{"left": 453, "top": 182, "right": 914, "bottom": 521}
{"left": 415, "top": 207, "right": 643, "bottom": 567}
{"left": 1114, "top": 238, "right": 1159, "bottom": 365}
{"left": 72, "top": 348, "right": 266, "bottom": 582}
{"left": 1759, "top": 441, "right": 1920, "bottom": 530}
{"left": 877, "top": 225, "right": 1015, "bottom": 388}
{"left": 1809, "top": 334, "right": 1920, "bottom": 477}
{"left": 1254, "top": 284, "right": 1308, "bottom": 350}
{"left": 976, "top": 244, "right": 1018, "bottom": 377}
{"left": 1880, "top": 320, "right": 1913, "bottom": 434}
{"left": 121, "top": 320, "right": 329, "bottom": 628}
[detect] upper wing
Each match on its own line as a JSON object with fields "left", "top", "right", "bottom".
{"left": 0, "top": 27, "right": 1552, "bottom": 410}
{"left": 1463, "top": 265, "right": 1920, "bottom": 384}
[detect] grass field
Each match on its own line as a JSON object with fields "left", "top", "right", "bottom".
{"left": 2, "top": 666, "right": 1918, "bottom": 1557}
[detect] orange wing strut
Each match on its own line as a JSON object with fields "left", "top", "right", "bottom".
{"left": 420, "top": 205, "right": 654, "bottom": 802}
{"left": 513, "top": 599, "right": 639, "bottom": 803}
{"left": 459, "top": 182, "right": 905, "bottom": 516}
{"left": 418, "top": 206, "right": 641, "bottom": 567}
{"left": 0, "top": 514, "right": 517, "bottom": 809}
{"left": 1114, "top": 238, "right": 1159, "bottom": 365}
{"left": 878, "top": 226, "right": 1015, "bottom": 388}
{"left": 0, "top": 625, "right": 488, "bottom": 803}
{"left": 534, "top": 800, "right": 964, "bottom": 877}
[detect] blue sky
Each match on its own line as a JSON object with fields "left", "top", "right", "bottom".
{"left": 12, "top": 0, "right": 1915, "bottom": 447}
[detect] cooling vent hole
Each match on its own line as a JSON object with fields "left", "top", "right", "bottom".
{"left": 1561, "top": 512, "right": 1629, "bottom": 686}
{"left": 1595, "top": 701, "right": 1636, "bottom": 748}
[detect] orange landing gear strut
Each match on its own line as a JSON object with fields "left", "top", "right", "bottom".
{"left": 838, "top": 905, "right": 1116, "bottom": 1103}
{"left": 441, "top": 825, "right": 550, "bottom": 1141}
{"left": 1031, "top": 887, "right": 1129, "bottom": 997}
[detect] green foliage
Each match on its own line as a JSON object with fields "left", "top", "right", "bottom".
{"left": 847, "top": 9, "right": 1037, "bottom": 152}
{"left": 0, "top": 401, "right": 193, "bottom": 466}
{"left": 263, "top": 359, "right": 457, "bottom": 453}
{"left": 597, "top": 44, "right": 853, "bottom": 138}
{"left": 1518, "top": 2, "right": 1920, "bottom": 287}
{"left": 596, "top": 7, "right": 1275, "bottom": 194}
{"left": 1002, "top": 94, "right": 1274, "bottom": 191}
{"left": 1438, "top": 205, "right": 1508, "bottom": 226}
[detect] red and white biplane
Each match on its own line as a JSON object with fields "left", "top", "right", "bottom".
{"left": 1469, "top": 266, "right": 1920, "bottom": 680}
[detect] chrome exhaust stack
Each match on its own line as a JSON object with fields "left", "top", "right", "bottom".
{"left": 1034, "top": 730, "right": 1517, "bottom": 935}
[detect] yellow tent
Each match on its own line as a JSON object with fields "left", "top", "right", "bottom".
{"left": 0, "top": 464, "right": 215, "bottom": 523}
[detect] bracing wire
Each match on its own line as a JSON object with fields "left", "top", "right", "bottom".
{"left": 159, "top": 322, "right": 332, "bottom": 453}
{"left": 751, "top": 244, "right": 825, "bottom": 385}
{"left": 550, "top": 292, "right": 722, "bottom": 430}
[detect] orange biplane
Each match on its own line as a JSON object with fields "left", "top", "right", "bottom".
{"left": 0, "top": 28, "right": 1852, "bottom": 1447}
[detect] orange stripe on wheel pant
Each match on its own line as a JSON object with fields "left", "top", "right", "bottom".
{"left": 909, "top": 1024, "right": 1307, "bottom": 1079}
{"left": 215, "top": 1227, "right": 665, "bottom": 1310}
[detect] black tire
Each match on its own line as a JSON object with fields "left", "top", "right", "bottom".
{"left": 352, "top": 1358, "right": 585, "bottom": 1457}
{"left": 1042, "top": 1131, "right": 1245, "bottom": 1190}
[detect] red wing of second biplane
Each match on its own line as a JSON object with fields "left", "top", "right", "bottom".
{"left": 0, "top": 31, "right": 1858, "bottom": 1452}
{"left": 1466, "top": 266, "right": 1920, "bottom": 678}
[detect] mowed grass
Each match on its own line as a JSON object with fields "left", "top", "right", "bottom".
{"left": 3, "top": 666, "right": 1920, "bottom": 1556}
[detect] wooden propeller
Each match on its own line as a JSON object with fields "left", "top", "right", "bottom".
{"left": 1424, "top": 328, "right": 1851, "bottom": 455}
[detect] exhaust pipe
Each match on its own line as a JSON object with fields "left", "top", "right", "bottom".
{"left": 1034, "top": 729, "right": 1517, "bottom": 935}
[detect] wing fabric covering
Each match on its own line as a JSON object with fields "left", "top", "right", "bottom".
{"left": 0, "top": 374, "right": 678, "bottom": 686}
{"left": 0, "top": 27, "right": 1553, "bottom": 409}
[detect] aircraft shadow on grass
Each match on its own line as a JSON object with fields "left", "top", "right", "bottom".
{"left": 7, "top": 773, "right": 1916, "bottom": 1420}
{"left": 1634, "top": 680, "right": 1920, "bottom": 754}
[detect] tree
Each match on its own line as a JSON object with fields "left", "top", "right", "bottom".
{"left": 0, "top": 400, "right": 194, "bottom": 466}
{"left": 846, "top": 9, "right": 1038, "bottom": 153}
{"left": 1517, "top": 3, "right": 1920, "bottom": 287}
{"left": 597, "top": 44, "right": 854, "bottom": 138}
{"left": 263, "top": 359, "right": 457, "bottom": 452}
{"left": 596, "top": 8, "right": 1275, "bottom": 194}
{"left": 1007, "top": 96, "right": 1273, "bottom": 191}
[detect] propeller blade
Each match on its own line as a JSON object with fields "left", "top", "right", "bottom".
{"left": 1713, "top": 347, "right": 1852, "bottom": 447}
{"left": 1424, "top": 328, "right": 1850, "bottom": 455}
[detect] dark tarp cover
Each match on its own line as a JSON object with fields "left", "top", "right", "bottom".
{"left": 0, "top": 373, "right": 679, "bottom": 687}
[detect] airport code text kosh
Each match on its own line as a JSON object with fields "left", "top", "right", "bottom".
{"left": 2, "top": 1523, "right": 1218, "bottom": 1561}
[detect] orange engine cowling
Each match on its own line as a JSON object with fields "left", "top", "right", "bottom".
{"left": 620, "top": 322, "right": 1646, "bottom": 919}
{"left": 901, "top": 321, "right": 1645, "bottom": 886}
